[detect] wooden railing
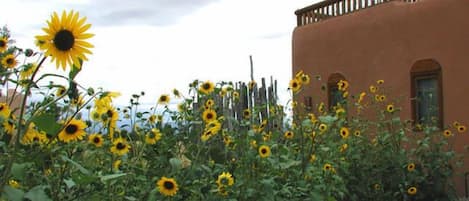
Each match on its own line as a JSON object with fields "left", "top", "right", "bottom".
{"left": 295, "top": 0, "right": 419, "bottom": 26}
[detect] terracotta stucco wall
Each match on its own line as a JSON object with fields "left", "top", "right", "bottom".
{"left": 292, "top": 0, "right": 469, "bottom": 196}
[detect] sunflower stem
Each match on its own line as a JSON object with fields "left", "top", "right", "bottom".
{"left": 0, "top": 56, "right": 46, "bottom": 190}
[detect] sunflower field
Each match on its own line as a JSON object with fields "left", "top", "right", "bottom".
{"left": 0, "top": 10, "right": 466, "bottom": 201}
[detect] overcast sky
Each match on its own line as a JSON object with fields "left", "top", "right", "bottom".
{"left": 2, "top": 0, "right": 321, "bottom": 108}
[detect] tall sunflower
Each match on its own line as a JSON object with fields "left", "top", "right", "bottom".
{"left": 58, "top": 118, "right": 87, "bottom": 143}
{"left": 36, "top": 10, "right": 94, "bottom": 70}
{"left": 158, "top": 94, "right": 170, "bottom": 105}
{"left": 0, "top": 37, "right": 8, "bottom": 52}
{"left": 1, "top": 54, "right": 17, "bottom": 68}
{"left": 216, "top": 172, "right": 234, "bottom": 187}
{"left": 199, "top": 81, "right": 215, "bottom": 95}
{"left": 110, "top": 137, "right": 131, "bottom": 156}
{"left": 157, "top": 177, "right": 179, "bottom": 197}
{"left": 145, "top": 128, "right": 162, "bottom": 144}
{"left": 88, "top": 133, "right": 104, "bottom": 147}
{"left": 202, "top": 109, "right": 217, "bottom": 123}
{"left": 258, "top": 145, "right": 271, "bottom": 158}
{"left": 0, "top": 102, "right": 11, "bottom": 118}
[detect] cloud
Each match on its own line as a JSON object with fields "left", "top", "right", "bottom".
{"left": 76, "top": 0, "right": 219, "bottom": 26}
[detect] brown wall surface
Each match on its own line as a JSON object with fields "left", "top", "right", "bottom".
{"left": 292, "top": 0, "right": 469, "bottom": 197}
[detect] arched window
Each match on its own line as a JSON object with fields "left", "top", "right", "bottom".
{"left": 327, "top": 73, "right": 346, "bottom": 109}
{"left": 410, "top": 59, "right": 443, "bottom": 128}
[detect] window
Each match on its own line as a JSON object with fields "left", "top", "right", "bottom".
{"left": 410, "top": 59, "right": 443, "bottom": 128}
{"left": 327, "top": 73, "right": 346, "bottom": 109}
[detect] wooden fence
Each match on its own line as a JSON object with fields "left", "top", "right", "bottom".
{"left": 295, "top": 0, "right": 420, "bottom": 26}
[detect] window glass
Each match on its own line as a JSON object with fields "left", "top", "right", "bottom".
{"left": 415, "top": 77, "right": 439, "bottom": 125}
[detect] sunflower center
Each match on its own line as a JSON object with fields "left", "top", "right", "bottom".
{"left": 33, "top": 137, "right": 40, "bottom": 142}
{"left": 107, "top": 110, "right": 114, "bottom": 118}
{"left": 54, "top": 30, "right": 75, "bottom": 51}
{"left": 65, "top": 124, "right": 78, "bottom": 134}
{"left": 160, "top": 96, "right": 167, "bottom": 102}
{"left": 203, "top": 83, "right": 211, "bottom": 90}
{"left": 0, "top": 105, "right": 4, "bottom": 111}
{"left": 93, "top": 137, "right": 101, "bottom": 143}
{"left": 0, "top": 40, "right": 5, "bottom": 47}
{"left": 292, "top": 82, "right": 298, "bottom": 88}
{"left": 163, "top": 181, "right": 174, "bottom": 190}
{"left": 261, "top": 148, "right": 267, "bottom": 154}
{"left": 116, "top": 142, "right": 126, "bottom": 150}
{"left": 6, "top": 58, "right": 14, "bottom": 65}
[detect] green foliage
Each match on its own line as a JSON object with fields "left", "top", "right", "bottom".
{"left": 0, "top": 21, "right": 465, "bottom": 201}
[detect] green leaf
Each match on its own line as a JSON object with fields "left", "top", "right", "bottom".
{"left": 2, "top": 186, "right": 25, "bottom": 201}
{"left": 64, "top": 178, "right": 76, "bottom": 188}
{"left": 24, "top": 185, "right": 52, "bottom": 201}
{"left": 61, "top": 156, "right": 91, "bottom": 175}
{"left": 31, "top": 113, "right": 61, "bottom": 136}
{"left": 100, "top": 173, "right": 127, "bottom": 183}
{"left": 69, "top": 63, "right": 82, "bottom": 80}
{"left": 169, "top": 158, "right": 182, "bottom": 170}
{"left": 11, "top": 162, "right": 33, "bottom": 181}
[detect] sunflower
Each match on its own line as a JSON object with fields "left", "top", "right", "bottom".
{"left": 457, "top": 125, "right": 467, "bottom": 133}
{"left": 148, "top": 114, "right": 157, "bottom": 123}
{"left": 36, "top": 10, "right": 94, "bottom": 70}
{"left": 453, "top": 121, "right": 460, "bottom": 127}
{"left": 177, "top": 103, "right": 186, "bottom": 112}
{"left": 0, "top": 102, "right": 11, "bottom": 118}
{"left": 318, "top": 102, "right": 325, "bottom": 113}
{"left": 339, "top": 127, "right": 349, "bottom": 139}
{"left": 158, "top": 94, "right": 170, "bottom": 105}
{"left": 284, "top": 131, "right": 294, "bottom": 139}
{"left": 113, "top": 160, "right": 122, "bottom": 172}
{"left": 443, "top": 129, "right": 452, "bottom": 137}
{"left": 21, "top": 124, "right": 49, "bottom": 145}
{"left": 258, "top": 145, "right": 271, "bottom": 158}
{"left": 379, "top": 95, "right": 386, "bottom": 102}
{"left": 145, "top": 128, "right": 162, "bottom": 144}
{"left": 407, "top": 186, "right": 417, "bottom": 195}
{"left": 216, "top": 172, "right": 234, "bottom": 187}
{"left": 407, "top": 163, "right": 416, "bottom": 172}
{"left": 205, "top": 99, "right": 215, "bottom": 108}
{"left": 386, "top": 104, "right": 394, "bottom": 113}
{"left": 323, "top": 163, "right": 333, "bottom": 171}
{"left": 243, "top": 109, "right": 251, "bottom": 119}
{"left": 369, "top": 85, "right": 378, "bottom": 93}
{"left": 3, "top": 120, "right": 15, "bottom": 135}
{"left": 157, "top": 177, "right": 179, "bottom": 197}
{"left": 300, "top": 74, "right": 310, "bottom": 85}
{"left": 56, "top": 86, "right": 67, "bottom": 97}
{"left": 58, "top": 118, "right": 87, "bottom": 143}
{"left": 0, "top": 37, "right": 8, "bottom": 52}
{"left": 310, "top": 154, "right": 317, "bottom": 163}
{"left": 340, "top": 144, "right": 348, "bottom": 152}
{"left": 199, "top": 80, "right": 215, "bottom": 95}
{"left": 248, "top": 80, "right": 256, "bottom": 90}
{"left": 172, "top": 88, "right": 181, "bottom": 98}
{"left": 201, "top": 129, "right": 214, "bottom": 142}
{"left": 232, "top": 91, "right": 240, "bottom": 99}
{"left": 20, "top": 63, "right": 38, "bottom": 80}
{"left": 1, "top": 54, "right": 17, "bottom": 68}
{"left": 319, "top": 123, "right": 328, "bottom": 132}
{"left": 110, "top": 138, "right": 131, "bottom": 156}
{"left": 202, "top": 109, "right": 217, "bottom": 123}
{"left": 376, "top": 80, "right": 384, "bottom": 84}
{"left": 337, "top": 80, "right": 349, "bottom": 91}
{"left": 217, "top": 186, "right": 228, "bottom": 196}
{"left": 358, "top": 92, "right": 366, "bottom": 104}
{"left": 289, "top": 78, "right": 302, "bottom": 93}
{"left": 374, "top": 184, "right": 381, "bottom": 190}
{"left": 354, "top": 130, "right": 361, "bottom": 137}
{"left": 88, "top": 133, "right": 104, "bottom": 147}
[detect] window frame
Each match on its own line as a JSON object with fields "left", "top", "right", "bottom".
{"left": 410, "top": 61, "right": 443, "bottom": 128}
{"left": 327, "top": 73, "right": 346, "bottom": 110}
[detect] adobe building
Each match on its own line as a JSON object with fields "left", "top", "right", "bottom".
{"left": 292, "top": 0, "right": 469, "bottom": 197}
